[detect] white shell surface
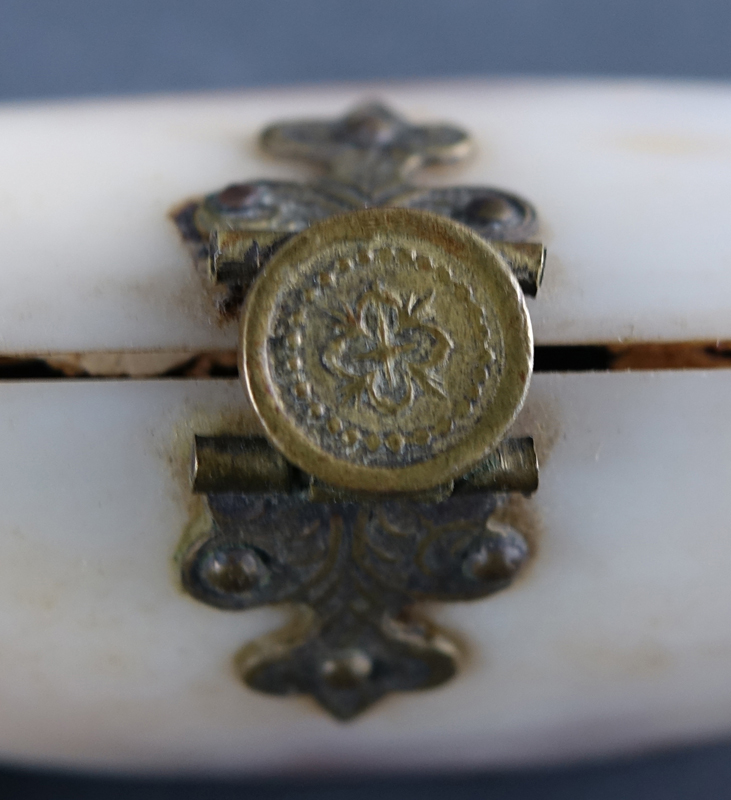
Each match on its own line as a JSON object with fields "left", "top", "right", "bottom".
{"left": 0, "top": 371, "right": 729, "bottom": 773}
{"left": 0, "top": 81, "right": 730, "bottom": 352}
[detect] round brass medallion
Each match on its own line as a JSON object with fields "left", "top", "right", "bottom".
{"left": 242, "top": 208, "right": 533, "bottom": 493}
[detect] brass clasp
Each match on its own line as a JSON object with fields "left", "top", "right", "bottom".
{"left": 173, "top": 103, "right": 545, "bottom": 719}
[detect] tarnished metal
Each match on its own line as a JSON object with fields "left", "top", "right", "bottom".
{"left": 180, "top": 491, "right": 528, "bottom": 721}
{"left": 190, "top": 435, "right": 538, "bottom": 498}
{"left": 243, "top": 207, "right": 533, "bottom": 494}
{"left": 173, "top": 103, "right": 545, "bottom": 719}
{"left": 191, "top": 436, "right": 302, "bottom": 494}
{"left": 174, "top": 103, "right": 542, "bottom": 316}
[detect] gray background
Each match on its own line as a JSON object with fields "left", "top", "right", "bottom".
{"left": 1, "top": 0, "right": 730, "bottom": 101}
{"left": 1, "top": 0, "right": 731, "bottom": 797}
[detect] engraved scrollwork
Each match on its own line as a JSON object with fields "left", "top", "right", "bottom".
{"left": 174, "top": 104, "right": 538, "bottom": 258}
{"left": 180, "top": 493, "right": 529, "bottom": 719}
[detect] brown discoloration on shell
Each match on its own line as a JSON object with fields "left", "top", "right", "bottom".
{"left": 0, "top": 340, "right": 730, "bottom": 380}
{"left": 1, "top": 350, "right": 239, "bottom": 379}
{"left": 609, "top": 340, "right": 731, "bottom": 370}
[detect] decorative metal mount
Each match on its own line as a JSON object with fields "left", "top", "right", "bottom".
{"left": 174, "top": 103, "right": 546, "bottom": 719}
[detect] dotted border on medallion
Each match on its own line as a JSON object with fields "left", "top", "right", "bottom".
{"left": 271, "top": 243, "right": 503, "bottom": 466}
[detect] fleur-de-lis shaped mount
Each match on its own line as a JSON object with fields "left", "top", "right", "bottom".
{"left": 181, "top": 439, "right": 535, "bottom": 721}
{"left": 174, "top": 103, "right": 540, "bottom": 317}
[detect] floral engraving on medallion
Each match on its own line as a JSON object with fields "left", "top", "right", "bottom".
{"left": 323, "top": 288, "right": 453, "bottom": 415}
{"left": 269, "top": 242, "right": 505, "bottom": 468}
